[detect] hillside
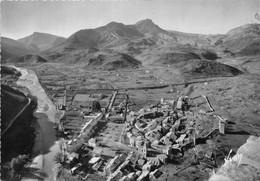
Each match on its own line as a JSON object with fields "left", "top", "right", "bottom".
{"left": 44, "top": 19, "right": 221, "bottom": 66}
{"left": 1, "top": 66, "right": 22, "bottom": 77}
{"left": 87, "top": 52, "right": 142, "bottom": 70}
{"left": 6, "top": 54, "right": 48, "bottom": 63}
{"left": 1, "top": 84, "right": 37, "bottom": 163}
{"left": 1, "top": 37, "right": 34, "bottom": 61}
{"left": 44, "top": 19, "right": 178, "bottom": 61}
{"left": 219, "top": 24, "right": 260, "bottom": 56}
{"left": 18, "top": 32, "right": 66, "bottom": 52}
{"left": 180, "top": 59, "right": 243, "bottom": 78}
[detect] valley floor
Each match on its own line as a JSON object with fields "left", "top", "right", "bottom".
{"left": 6, "top": 54, "right": 260, "bottom": 181}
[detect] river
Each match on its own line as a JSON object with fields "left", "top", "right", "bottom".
{"left": 13, "top": 66, "right": 60, "bottom": 181}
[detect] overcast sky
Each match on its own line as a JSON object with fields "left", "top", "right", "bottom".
{"left": 1, "top": 0, "right": 259, "bottom": 40}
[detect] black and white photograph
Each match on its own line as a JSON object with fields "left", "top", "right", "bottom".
{"left": 1, "top": 0, "right": 260, "bottom": 180}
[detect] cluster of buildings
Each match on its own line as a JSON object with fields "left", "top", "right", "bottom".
{"left": 61, "top": 93, "right": 227, "bottom": 180}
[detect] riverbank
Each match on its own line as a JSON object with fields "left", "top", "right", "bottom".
{"left": 13, "top": 66, "right": 61, "bottom": 181}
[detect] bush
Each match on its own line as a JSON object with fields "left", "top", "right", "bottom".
{"left": 68, "top": 142, "right": 83, "bottom": 153}
{"left": 10, "top": 155, "right": 30, "bottom": 176}
{"left": 92, "top": 100, "right": 101, "bottom": 112}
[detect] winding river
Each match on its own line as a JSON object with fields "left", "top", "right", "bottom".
{"left": 13, "top": 66, "right": 60, "bottom": 181}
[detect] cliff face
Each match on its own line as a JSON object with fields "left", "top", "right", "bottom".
{"left": 1, "top": 84, "right": 37, "bottom": 163}
{"left": 209, "top": 136, "right": 260, "bottom": 181}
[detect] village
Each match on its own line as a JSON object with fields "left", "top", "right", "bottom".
{"left": 53, "top": 84, "right": 227, "bottom": 181}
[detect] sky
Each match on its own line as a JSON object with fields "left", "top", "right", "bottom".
{"left": 1, "top": 0, "right": 259, "bottom": 40}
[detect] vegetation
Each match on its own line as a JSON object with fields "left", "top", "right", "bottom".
{"left": 92, "top": 100, "right": 101, "bottom": 112}
{"left": 53, "top": 152, "right": 68, "bottom": 181}
{"left": 10, "top": 154, "right": 30, "bottom": 178}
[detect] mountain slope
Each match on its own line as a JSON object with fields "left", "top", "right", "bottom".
{"left": 1, "top": 84, "right": 37, "bottom": 163}
{"left": 6, "top": 54, "right": 48, "bottom": 63}
{"left": 1, "top": 37, "right": 34, "bottom": 61}
{"left": 87, "top": 52, "right": 142, "bottom": 70}
{"left": 220, "top": 24, "right": 260, "bottom": 56}
{"left": 180, "top": 59, "right": 243, "bottom": 78}
{"left": 42, "top": 20, "right": 259, "bottom": 66}
{"left": 18, "top": 32, "right": 66, "bottom": 52}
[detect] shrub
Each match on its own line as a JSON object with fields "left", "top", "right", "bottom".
{"left": 10, "top": 155, "right": 30, "bottom": 176}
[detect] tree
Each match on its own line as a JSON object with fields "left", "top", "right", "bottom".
{"left": 55, "top": 164, "right": 66, "bottom": 181}
{"left": 92, "top": 100, "right": 101, "bottom": 112}
{"left": 54, "top": 152, "right": 68, "bottom": 181}
{"left": 10, "top": 155, "right": 30, "bottom": 177}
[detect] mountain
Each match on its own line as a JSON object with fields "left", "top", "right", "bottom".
{"left": 1, "top": 37, "right": 34, "bottom": 61}
{"left": 42, "top": 20, "right": 259, "bottom": 67}
{"left": 47, "top": 19, "right": 179, "bottom": 53}
{"left": 44, "top": 19, "right": 180, "bottom": 64}
{"left": 18, "top": 32, "right": 66, "bottom": 52}
{"left": 48, "top": 21, "right": 143, "bottom": 52}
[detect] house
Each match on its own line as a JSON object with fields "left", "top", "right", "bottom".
{"left": 68, "top": 152, "right": 79, "bottom": 161}
{"left": 147, "top": 157, "right": 160, "bottom": 166}
{"left": 92, "top": 160, "right": 103, "bottom": 171}
{"left": 157, "top": 154, "right": 168, "bottom": 164}
{"left": 104, "top": 153, "right": 127, "bottom": 176}
{"left": 88, "top": 157, "right": 101, "bottom": 165}
{"left": 92, "top": 147, "right": 103, "bottom": 157}
{"left": 120, "top": 133, "right": 127, "bottom": 144}
{"left": 142, "top": 161, "right": 152, "bottom": 171}
{"left": 127, "top": 172, "right": 136, "bottom": 181}
{"left": 136, "top": 136, "right": 144, "bottom": 148}
{"left": 107, "top": 170, "right": 123, "bottom": 181}
{"left": 176, "top": 134, "right": 186, "bottom": 144}
{"left": 137, "top": 158, "right": 146, "bottom": 167}
{"left": 71, "top": 163, "right": 82, "bottom": 175}
{"left": 129, "top": 136, "right": 136, "bottom": 147}
{"left": 58, "top": 104, "right": 66, "bottom": 110}
{"left": 219, "top": 120, "right": 226, "bottom": 134}
{"left": 88, "top": 138, "right": 97, "bottom": 147}
{"left": 149, "top": 169, "right": 162, "bottom": 179}
{"left": 176, "top": 96, "right": 183, "bottom": 109}
{"left": 119, "top": 176, "right": 128, "bottom": 181}
{"left": 137, "top": 170, "right": 149, "bottom": 181}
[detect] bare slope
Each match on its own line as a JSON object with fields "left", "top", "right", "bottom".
{"left": 18, "top": 32, "right": 66, "bottom": 52}
{"left": 220, "top": 24, "right": 260, "bottom": 56}
{"left": 1, "top": 37, "right": 34, "bottom": 61}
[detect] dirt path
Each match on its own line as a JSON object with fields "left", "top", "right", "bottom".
{"left": 13, "top": 66, "right": 61, "bottom": 181}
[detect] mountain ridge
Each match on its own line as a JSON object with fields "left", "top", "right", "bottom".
{"left": 2, "top": 20, "right": 259, "bottom": 64}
